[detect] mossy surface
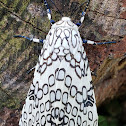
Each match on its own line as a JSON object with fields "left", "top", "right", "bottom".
{"left": 0, "top": 0, "right": 126, "bottom": 125}
{"left": 0, "top": 0, "right": 48, "bottom": 111}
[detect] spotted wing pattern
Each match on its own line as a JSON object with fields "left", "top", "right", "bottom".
{"left": 19, "top": 17, "right": 98, "bottom": 126}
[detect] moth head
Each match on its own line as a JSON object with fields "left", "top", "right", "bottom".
{"left": 51, "top": 17, "right": 78, "bottom": 30}
{"left": 61, "top": 17, "right": 71, "bottom": 21}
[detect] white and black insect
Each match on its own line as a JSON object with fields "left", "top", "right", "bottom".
{"left": 14, "top": 0, "right": 116, "bottom": 125}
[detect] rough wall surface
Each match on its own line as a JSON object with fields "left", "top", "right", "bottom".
{"left": 0, "top": 0, "right": 125, "bottom": 125}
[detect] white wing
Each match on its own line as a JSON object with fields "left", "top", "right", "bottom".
{"left": 19, "top": 18, "right": 98, "bottom": 126}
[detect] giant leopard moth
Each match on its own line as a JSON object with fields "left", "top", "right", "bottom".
{"left": 14, "top": 0, "right": 116, "bottom": 125}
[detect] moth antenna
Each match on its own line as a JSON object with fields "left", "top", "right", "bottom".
{"left": 49, "top": 0, "right": 63, "bottom": 16}
{"left": 76, "top": 0, "right": 90, "bottom": 27}
{"left": 43, "top": 0, "right": 55, "bottom": 24}
{"left": 82, "top": 39, "right": 116, "bottom": 45}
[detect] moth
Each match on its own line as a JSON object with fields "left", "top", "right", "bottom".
{"left": 14, "top": 0, "right": 116, "bottom": 125}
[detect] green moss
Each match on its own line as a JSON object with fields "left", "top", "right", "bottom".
{"left": 0, "top": 0, "right": 8, "bottom": 4}
{"left": 51, "top": 10, "right": 61, "bottom": 22}
{"left": 0, "top": 86, "right": 20, "bottom": 110}
{"left": 0, "top": 15, "right": 8, "bottom": 27}
{"left": 14, "top": 0, "right": 29, "bottom": 16}
{"left": 0, "top": 32, "right": 8, "bottom": 44}
{"left": 99, "top": 115, "right": 119, "bottom": 126}
{"left": 10, "top": 0, "right": 21, "bottom": 9}
{"left": 99, "top": 115, "right": 108, "bottom": 126}
{"left": 9, "top": 38, "right": 22, "bottom": 50}
{"left": 79, "top": 0, "right": 87, "bottom": 4}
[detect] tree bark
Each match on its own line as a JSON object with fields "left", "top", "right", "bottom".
{"left": 0, "top": 0, "right": 125, "bottom": 125}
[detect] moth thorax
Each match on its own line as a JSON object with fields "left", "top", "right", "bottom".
{"left": 61, "top": 17, "right": 71, "bottom": 21}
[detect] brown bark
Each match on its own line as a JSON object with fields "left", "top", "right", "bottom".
{"left": 0, "top": 0, "right": 125, "bottom": 125}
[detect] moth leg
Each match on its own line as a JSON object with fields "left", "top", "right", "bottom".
{"left": 43, "top": 0, "right": 55, "bottom": 25}
{"left": 27, "top": 66, "right": 36, "bottom": 74}
{"left": 14, "top": 35, "right": 44, "bottom": 44}
{"left": 82, "top": 39, "right": 116, "bottom": 45}
{"left": 76, "top": 0, "right": 90, "bottom": 27}
{"left": 91, "top": 71, "right": 97, "bottom": 77}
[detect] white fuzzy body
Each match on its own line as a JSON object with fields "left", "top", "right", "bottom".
{"left": 19, "top": 17, "right": 98, "bottom": 126}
